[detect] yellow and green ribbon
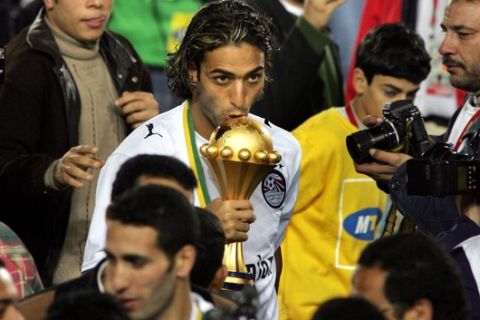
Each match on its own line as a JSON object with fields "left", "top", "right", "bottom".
{"left": 182, "top": 101, "right": 211, "bottom": 206}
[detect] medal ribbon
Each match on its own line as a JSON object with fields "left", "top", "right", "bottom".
{"left": 183, "top": 101, "right": 211, "bottom": 206}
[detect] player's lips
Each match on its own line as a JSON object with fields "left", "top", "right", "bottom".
{"left": 228, "top": 114, "right": 246, "bottom": 118}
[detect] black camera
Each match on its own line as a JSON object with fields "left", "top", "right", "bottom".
{"left": 204, "top": 285, "right": 258, "bottom": 320}
{"left": 407, "top": 133, "right": 480, "bottom": 196}
{"left": 346, "top": 100, "right": 433, "bottom": 163}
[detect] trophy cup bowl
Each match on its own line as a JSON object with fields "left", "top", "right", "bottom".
{"left": 200, "top": 117, "right": 281, "bottom": 291}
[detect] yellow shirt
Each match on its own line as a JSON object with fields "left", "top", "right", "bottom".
{"left": 279, "top": 108, "right": 387, "bottom": 320}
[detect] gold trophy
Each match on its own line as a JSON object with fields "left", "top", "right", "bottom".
{"left": 200, "top": 117, "right": 281, "bottom": 291}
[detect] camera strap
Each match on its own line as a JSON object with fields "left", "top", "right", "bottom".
{"left": 453, "top": 108, "right": 480, "bottom": 150}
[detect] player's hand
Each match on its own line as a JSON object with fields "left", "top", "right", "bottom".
{"left": 116, "top": 91, "right": 159, "bottom": 128}
{"left": 55, "top": 145, "right": 105, "bottom": 188}
{"left": 206, "top": 198, "right": 256, "bottom": 243}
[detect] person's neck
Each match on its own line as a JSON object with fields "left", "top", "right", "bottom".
{"left": 457, "top": 195, "right": 480, "bottom": 227}
{"left": 350, "top": 98, "right": 367, "bottom": 122}
{"left": 155, "top": 281, "right": 192, "bottom": 320}
{"left": 190, "top": 101, "right": 214, "bottom": 140}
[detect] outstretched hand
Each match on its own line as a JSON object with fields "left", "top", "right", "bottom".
{"left": 55, "top": 145, "right": 105, "bottom": 188}
{"left": 303, "top": 0, "right": 348, "bottom": 30}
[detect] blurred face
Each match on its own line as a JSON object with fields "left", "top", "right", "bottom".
{"left": 188, "top": 42, "right": 265, "bottom": 139}
{"left": 44, "top": 0, "right": 113, "bottom": 43}
{"left": 0, "top": 268, "right": 23, "bottom": 320}
{"left": 104, "top": 222, "right": 176, "bottom": 320}
{"left": 136, "top": 176, "right": 194, "bottom": 203}
{"left": 353, "top": 70, "right": 420, "bottom": 121}
{"left": 352, "top": 266, "right": 400, "bottom": 320}
{"left": 439, "top": 0, "right": 480, "bottom": 92}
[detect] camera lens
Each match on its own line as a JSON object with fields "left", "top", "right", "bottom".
{"left": 346, "top": 121, "right": 399, "bottom": 163}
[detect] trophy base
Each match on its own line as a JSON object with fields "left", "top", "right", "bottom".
{"left": 222, "top": 271, "right": 254, "bottom": 291}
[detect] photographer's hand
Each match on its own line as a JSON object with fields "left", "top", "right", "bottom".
{"left": 354, "top": 148, "right": 411, "bottom": 183}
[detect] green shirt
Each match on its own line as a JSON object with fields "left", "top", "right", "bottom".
{"left": 108, "top": 0, "right": 201, "bottom": 68}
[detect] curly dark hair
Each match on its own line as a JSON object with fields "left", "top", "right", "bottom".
{"left": 356, "top": 23, "right": 431, "bottom": 84}
{"left": 358, "top": 233, "right": 468, "bottom": 320}
{"left": 166, "top": 0, "right": 275, "bottom": 99}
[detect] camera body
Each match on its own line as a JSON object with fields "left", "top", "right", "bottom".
{"left": 346, "top": 99, "right": 432, "bottom": 163}
{"left": 407, "top": 140, "right": 480, "bottom": 196}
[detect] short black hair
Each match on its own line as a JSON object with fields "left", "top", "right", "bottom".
{"left": 358, "top": 233, "right": 468, "bottom": 320}
{"left": 356, "top": 23, "right": 431, "bottom": 84}
{"left": 166, "top": 0, "right": 275, "bottom": 99}
{"left": 190, "top": 207, "right": 225, "bottom": 288}
{"left": 106, "top": 185, "right": 199, "bottom": 259}
{"left": 312, "top": 297, "right": 386, "bottom": 320}
{"left": 45, "top": 290, "right": 129, "bottom": 320}
{"left": 111, "top": 154, "right": 197, "bottom": 200}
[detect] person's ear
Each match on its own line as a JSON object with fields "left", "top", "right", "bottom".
{"left": 402, "top": 298, "right": 433, "bottom": 320}
{"left": 353, "top": 68, "right": 368, "bottom": 95}
{"left": 174, "top": 245, "right": 196, "bottom": 279}
{"left": 44, "top": 0, "right": 55, "bottom": 10}
{"left": 187, "top": 64, "right": 198, "bottom": 85}
{"left": 208, "top": 264, "right": 228, "bottom": 292}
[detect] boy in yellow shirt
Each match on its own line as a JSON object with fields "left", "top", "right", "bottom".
{"left": 279, "top": 23, "right": 431, "bottom": 320}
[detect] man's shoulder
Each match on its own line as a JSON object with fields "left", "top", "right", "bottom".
{"left": 294, "top": 108, "right": 349, "bottom": 138}
{"left": 112, "top": 106, "right": 185, "bottom": 157}
{"left": 4, "top": 24, "right": 56, "bottom": 75}
{"left": 6, "top": 28, "right": 42, "bottom": 61}
{"left": 249, "top": 113, "right": 299, "bottom": 148}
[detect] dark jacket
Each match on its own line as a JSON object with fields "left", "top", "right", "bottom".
{"left": 388, "top": 106, "right": 477, "bottom": 237}
{"left": 439, "top": 216, "right": 480, "bottom": 320}
{"left": 0, "top": 9, "right": 152, "bottom": 285}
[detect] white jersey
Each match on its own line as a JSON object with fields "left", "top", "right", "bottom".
{"left": 83, "top": 102, "right": 301, "bottom": 320}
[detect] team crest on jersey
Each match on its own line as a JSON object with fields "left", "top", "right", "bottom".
{"left": 262, "top": 170, "right": 286, "bottom": 208}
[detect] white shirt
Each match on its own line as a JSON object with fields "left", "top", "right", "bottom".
{"left": 447, "top": 99, "right": 479, "bottom": 150}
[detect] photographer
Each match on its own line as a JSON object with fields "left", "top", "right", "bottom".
{"left": 355, "top": 0, "right": 480, "bottom": 238}
{"left": 279, "top": 23, "right": 431, "bottom": 320}
{"left": 353, "top": 0, "right": 480, "bottom": 317}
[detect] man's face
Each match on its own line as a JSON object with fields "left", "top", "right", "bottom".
{"left": 188, "top": 42, "right": 265, "bottom": 138}
{"left": 44, "top": 0, "right": 113, "bottom": 43}
{"left": 439, "top": 0, "right": 480, "bottom": 92}
{"left": 353, "top": 71, "right": 420, "bottom": 121}
{"left": 104, "top": 221, "right": 176, "bottom": 320}
{"left": 351, "top": 266, "right": 396, "bottom": 320}
{"left": 0, "top": 268, "right": 23, "bottom": 320}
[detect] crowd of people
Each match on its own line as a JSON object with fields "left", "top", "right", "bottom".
{"left": 0, "top": 0, "right": 479, "bottom": 319}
